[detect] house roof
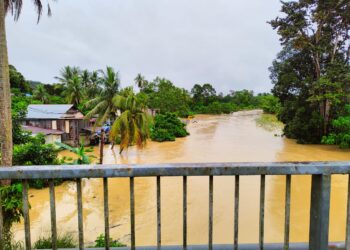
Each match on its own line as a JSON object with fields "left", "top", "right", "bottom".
{"left": 22, "top": 125, "right": 64, "bottom": 135}
{"left": 26, "top": 104, "right": 84, "bottom": 120}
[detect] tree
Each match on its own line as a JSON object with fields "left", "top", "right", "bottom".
{"left": 64, "top": 74, "right": 83, "bottom": 106}
{"left": 85, "top": 66, "right": 120, "bottom": 125}
{"left": 270, "top": 0, "right": 350, "bottom": 137}
{"left": 134, "top": 73, "right": 148, "bottom": 89}
{"left": 0, "top": 0, "right": 52, "bottom": 169}
{"left": 110, "top": 92, "right": 150, "bottom": 153}
{"left": 148, "top": 77, "right": 191, "bottom": 117}
{"left": 55, "top": 66, "right": 80, "bottom": 86}
{"left": 33, "top": 84, "right": 50, "bottom": 104}
{"left": 9, "top": 65, "right": 30, "bottom": 93}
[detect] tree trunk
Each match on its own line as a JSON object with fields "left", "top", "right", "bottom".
{"left": 0, "top": 0, "right": 13, "bottom": 168}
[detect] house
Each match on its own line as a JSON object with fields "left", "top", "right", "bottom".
{"left": 23, "top": 104, "right": 88, "bottom": 145}
{"left": 22, "top": 125, "right": 64, "bottom": 144}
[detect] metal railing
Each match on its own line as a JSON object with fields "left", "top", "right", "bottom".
{"left": 0, "top": 162, "right": 350, "bottom": 250}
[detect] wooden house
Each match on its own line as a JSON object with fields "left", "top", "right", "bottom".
{"left": 23, "top": 104, "right": 88, "bottom": 145}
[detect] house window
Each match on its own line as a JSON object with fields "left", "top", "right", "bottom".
{"left": 65, "top": 120, "right": 70, "bottom": 133}
{"left": 52, "top": 120, "right": 57, "bottom": 130}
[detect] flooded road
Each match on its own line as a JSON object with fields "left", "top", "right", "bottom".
{"left": 14, "top": 110, "right": 350, "bottom": 246}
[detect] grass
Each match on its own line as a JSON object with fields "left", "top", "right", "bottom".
{"left": 255, "top": 114, "right": 284, "bottom": 133}
{"left": 33, "top": 234, "right": 77, "bottom": 249}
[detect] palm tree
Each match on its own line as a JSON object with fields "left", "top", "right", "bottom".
{"left": 85, "top": 66, "right": 120, "bottom": 125}
{"left": 134, "top": 73, "right": 147, "bottom": 89}
{"left": 110, "top": 92, "right": 150, "bottom": 153}
{"left": 86, "top": 70, "right": 102, "bottom": 98}
{"left": 33, "top": 84, "right": 50, "bottom": 104}
{"left": 55, "top": 66, "right": 80, "bottom": 86}
{"left": 64, "top": 74, "right": 83, "bottom": 106}
{"left": 81, "top": 69, "right": 90, "bottom": 87}
{"left": 0, "top": 1, "right": 52, "bottom": 168}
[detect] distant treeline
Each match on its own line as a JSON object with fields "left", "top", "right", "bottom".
{"left": 10, "top": 65, "right": 280, "bottom": 117}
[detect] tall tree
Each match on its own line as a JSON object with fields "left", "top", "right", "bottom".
{"left": 270, "top": 0, "right": 350, "bottom": 136}
{"left": 55, "top": 66, "right": 80, "bottom": 86}
{"left": 85, "top": 66, "right": 120, "bottom": 125}
{"left": 110, "top": 92, "right": 149, "bottom": 153}
{"left": 0, "top": 1, "right": 52, "bottom": 167}
{"left": 33, "top": 84, "right": 50, "bottom": 104}
{"left": 64, "top": 74, "right": 83, "bottom": 106}
{"left": 134, "top": 73, "right": 147, "bottom": 89}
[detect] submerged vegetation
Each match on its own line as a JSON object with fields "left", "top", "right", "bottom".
{"left": 151, "top": 113, "right": 189, "bottom": 142}
{"left": 33, "top": 234, "right": 77, "bottom": 249}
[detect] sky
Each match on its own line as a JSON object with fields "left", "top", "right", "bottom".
{"left": 6, "top": 0, "right": 282, "bottom": 94}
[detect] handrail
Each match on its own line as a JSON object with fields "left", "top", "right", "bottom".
{"left": 0, "top": 161, "right": 350, "bottom": 179}
{"left": 0, "top": 162, "right": 349, "bottom": 250}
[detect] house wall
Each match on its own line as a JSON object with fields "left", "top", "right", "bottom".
{"left": 44, "top": 134, "right": 62, "bottom": 144}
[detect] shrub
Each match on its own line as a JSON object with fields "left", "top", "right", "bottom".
{"left": 151, "top": 113, "right": 189, "bottom": 142}
{"left": 93, "top": 234, "right": 126, "bottom": 248}
{"left": 33, "top": 234, "right": 77, "bottom": 249}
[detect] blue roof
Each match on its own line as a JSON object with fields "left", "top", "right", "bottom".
{"left": 26, "top": 104, "right": 74, "bottom": 119}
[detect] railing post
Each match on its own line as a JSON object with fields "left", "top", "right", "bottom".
{"left": 0, "top": 188, "right": 3, "bottom": 250}
{"left": 309, "top": 175, "right": 331, "bottom": 250}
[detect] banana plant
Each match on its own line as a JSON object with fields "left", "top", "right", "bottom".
{"left": 55, "top": 142, "right": 95, "bottom": 164}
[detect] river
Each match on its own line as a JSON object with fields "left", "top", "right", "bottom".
{"left": 13, "top": 110, "right": 350, "bottom": 246}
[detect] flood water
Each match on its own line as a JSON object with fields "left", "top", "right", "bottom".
{"left": 14, "top": 110, "right": 350, "bottom": 246}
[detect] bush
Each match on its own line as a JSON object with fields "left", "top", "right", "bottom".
{"left": 322, "top": 105, "right": 350, "bottom": 148}
{"left": 93, "top": 234, "right": 126, "bottom": 248}
{"left": 33, "top": 234, "right": 77, "bottom": 249}
{"left": 151, "top": 113, "right": 189, "bottom": 142}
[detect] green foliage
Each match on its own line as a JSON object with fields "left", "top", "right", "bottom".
{"left": 146, "top": 78, "right": 191, "bottom": 117}
{"left": 33, "top": 84, "right": 50, "bottom": 104}
{"left": 10, "top": 65, "right": 30, "bottom": 93}
{"left": 0, "top": 184, "right": 23, "bottom": 229}
{"left": 151, "top": 113, "right": 189, "bottom": 142}
{"left": 55, "top": 142, "right": 94, "bottom": 164}
{"left": 110, "top": 92, "right": 150, "bottom": 153}
{"left": 33, "top": 234, "right": 77, "bottom": 249}
{"left": 12, "top": 95, "right": 31, "bottom": 144}
{"left": 13, "top": 134, "right": 59, "bottom": 166}
{"left": 93, "top": 234, "right": 126, "bottom": 248}
{"left": 270, "top": 0, "right": 350, "bottom": 143}
{"left": 322, "top": 105, "right": 350, "bottom": 148}
{"left": 256, "top": 94, "right": 281, "bottom": 114}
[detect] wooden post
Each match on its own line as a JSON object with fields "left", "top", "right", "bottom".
{"left": 309, "top": 175, "right": 331, "bottom": 250}
{"left": 100, "top": 129, "right": 104, "bottom": 165}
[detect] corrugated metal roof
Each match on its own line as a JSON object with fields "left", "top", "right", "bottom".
{"left": 26, "top": 104, "right": 74, "bottom": 119}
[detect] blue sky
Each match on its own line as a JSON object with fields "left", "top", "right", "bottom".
{"left": 6, "top": 0, "right": 282, "bottom": 94}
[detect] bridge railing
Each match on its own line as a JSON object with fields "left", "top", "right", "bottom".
{"left": 0, "top": 162, "right": 350, "bottom": 250}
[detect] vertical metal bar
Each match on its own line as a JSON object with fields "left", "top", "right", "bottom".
{"left": 103, "top": 178, "right": 110, "bottom": 250}
{"left": 346, "top": 174, "right": 350, "bottom": 250}
{"left": 234, "top": 175, "right": 240, "bottom": 250}
{"left": 100, "top": 129, "right": 104, "bottom": 165}
{"left": 183, "top": 176, "right": 187, "bottom": 250}
{"left": 130, "top": 177, "right": 135, "bottom": 250}
{"left": 76, "top": 178, "right": 84, "bottom": 250}
{"left": 284, "top": 175, "right": 291, "bottom": 250}
{"left": 209, "top": 175, "right": 213, "bottom": 250}
{"left": 309, "top": 175, "right": 331, "bottom": 250}
{"left": 49, "top": 180, "right": 57, "bottom": 250}
{"left": 157, "top": 176, "right": 161, "bottom": 250}
{"left": 22, "top": 179, "right": 31, "bottom": 250}
{"left": 259, "top": 175, "right": 265, "bottom": 250}
{"left": 0, "top": 186, "right": 3, "bottom": 250}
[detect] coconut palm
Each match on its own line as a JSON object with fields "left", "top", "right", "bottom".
{"left": 0, "top": 1, "right": 53, "bottom": 167}
{"left": 110, "top": 92, "right": 150, "bottom": 153}
{"left": 134, "top": 73, "right": 147, "bottom": 89}
{"left": 85, "top": 66, "right": 120, "bottom": 125}
{"left": 86, "top": 70, "right": 102, "bottom": 98}
{"left": 55, "top": 66, "right": 80, "bottom": 86}
{"left": 64, "top": 74, "right": 83, "bottom": 106}
{"left": 33, "top": 84, "right": 50, "bottom": 104}
{"left": 81, "top": 69, "right": 90, "bottom": 87}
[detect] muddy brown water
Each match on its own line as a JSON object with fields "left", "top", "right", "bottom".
{"left": 13, "top": 110, "right": 350, "bottom": 246}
